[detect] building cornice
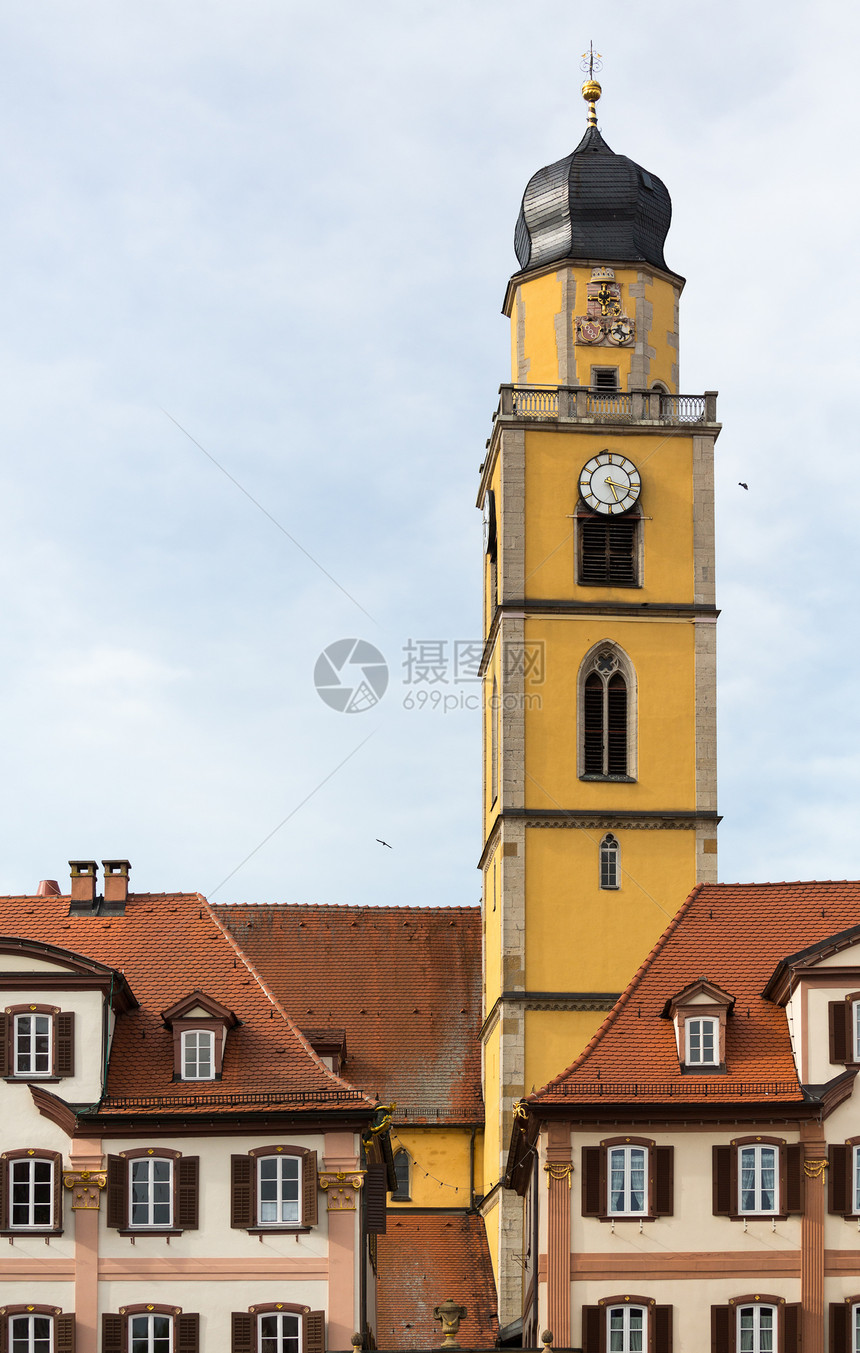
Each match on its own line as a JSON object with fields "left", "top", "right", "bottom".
{"left": 501, "top": 257, "right": 687, "bottom": 319}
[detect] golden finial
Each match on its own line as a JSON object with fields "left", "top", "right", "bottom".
{"left": 580, "top": 42, "right": 603, "bottom": 127}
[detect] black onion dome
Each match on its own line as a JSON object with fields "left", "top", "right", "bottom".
{"left": 514, "top": 124, "right": 672, "bottom": 273}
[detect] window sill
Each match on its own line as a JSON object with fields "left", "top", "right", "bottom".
{"left": 118, "top": 1229, "right": 185, "bottom": 1238}
{"left": 681, "top": 1063, "right": 727, "bottom": 1075}
{"left": 600, "top": 1214, "right": 654, "bottom": 1224}
{"left": 727, "top": 1213, "right": 788, "bottom": 1223}
{"left": 3, "top": 1076, "right": 61, "bottom": 1084}
{"left": 579, "top": 775, "right": 636, "bottom": 784}
{"left": 0, "top": 1229, "right": 63, "bottom": 1237}
{"left": 246, "top": 1226, "right": 312, "bottom": 1235}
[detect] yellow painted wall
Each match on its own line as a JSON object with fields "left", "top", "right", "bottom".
{"left": 510, "top": 265, "right": 679, "bottom": 393}
{"left": 483, "top": 1021, "right": 501, "bottom": 1183}
{"left": 524, "top": 1008, "right": 612, "bottom": 1097}
{"left": 484, "top": 1194, "right": 500, "bottom": 1284}
{"left": 524, "top": 825, "right": 696, "bottom": 993}
{"left": 523, "top": 428, "right": 696, "bottom": 605}
{"left": 484, "top": 844, "right": 502, "bottom": 1011}
{"left": 387, "top": 1127, "right": 478, "bottom": 1208}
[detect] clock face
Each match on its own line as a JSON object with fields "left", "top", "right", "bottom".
{"left": 579, "top": 453, "right": 641, "bottom": 515}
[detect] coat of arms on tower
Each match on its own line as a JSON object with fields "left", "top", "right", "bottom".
{"left": 575, "top": 266, "right": 635, "bottom": 346}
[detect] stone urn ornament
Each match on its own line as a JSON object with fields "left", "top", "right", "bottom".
{"left": 434, "top": 1298, "right": 467, "bottom": 1349}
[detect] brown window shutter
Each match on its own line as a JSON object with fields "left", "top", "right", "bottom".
{"left": 231, "top": 1155, "right": 255, "bottom": 1228}
{"left": 365, "top": 1162, "right": 388, "bottom": 1234}
{"left": 55, "top": 1314, "right": 76, "bottom": 1353}
{"left": 712, "top": 1145, "right": 734, "bottom": 1216}
{"left": 581, "top": 1306, "right": 603, "bottom": 1353}
{"left": 830, "top": 1301, "right": 851, "bottom": 1353}
{"left": 53, "top": 1153, "right": 63, "bottom": 1232}
{"left": 304, "top": 1311, "right": 325, "bottom": 1353}
{"left": 583, "top": 674, "right": 604, "bottom": 775}
{"left": 175, "top": 1313, "right": 199, "bottom": 1353}
{"left": 606, "top": 674, "right": 628, "bottom": 776}
{"left": 0, "top": 1314, "right": 7, "bottom": 1353}
{"left": 581, "top": 1145, "right": 604, "bottom": 1217}
{"left": 783, "top": 1144, "right": 803, "bottom": 1213}
{"left": 710, "top": 1306, "right": 733, "bottom": 1353}
{"left": 0, "top": 1154, "right": 7, "bottom": 1230}
{"left": 783, "top": 1303, "right": 801, "bottom": 1353}
{"left": 652, "top": 1306, "right": 672, "bottom": 1353}
{"left": 54, "top": 1013, "right": 75, "bottom": 1077}
{"left": 0, "top": 1012, "right": 8, "bottom": 1078}
{"left": 176, "top": 1156, "right": 199, "bottom": 1230}
{"left": 302, "top": 1150, "right": 319, "bottom": 1227}
{"left": 106, "top": 1156, "right": 128, "bottom": 1230}
{"left": 830, "top": 1000, "right": 851, "bottom": 1063}
{"left": 102, "top": 1314, "right": 126, "bottom": 1353}
{"left": 653, "top": 1146, "right": 674, "bottom": 1216}
{"left": 231, "top": 1313, "right": 255, "bottom": 1353}
{"left": 828, "top": 1144, "right": 852, "bottom": 1215}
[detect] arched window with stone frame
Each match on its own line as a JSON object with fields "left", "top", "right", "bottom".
{"left": 578, "top": 643, "right": 637, "bottom": 781}
{"left": 599, "top": 833, "right": 620, "bottom": 889}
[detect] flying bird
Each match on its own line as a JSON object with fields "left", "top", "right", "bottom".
{"left": 376, "top": 839, "right": 392, "bottom": 849}
{"left": 738, "top": 482, "right": 748, "bottom": 490}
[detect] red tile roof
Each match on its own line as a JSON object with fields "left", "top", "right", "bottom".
{"left": 376, "top": 1212, "right": 498, "bottom": 1349}
{"left": 213, "top": 904, "right": 483, "bottom": 1124}
{"left": 531, "top": 881, "right": 860, "bottom": 1106}
{"left": 0, "top": 893, "right": 374, "bottom": 1116}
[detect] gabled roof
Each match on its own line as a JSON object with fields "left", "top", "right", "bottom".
{"left": 160, "top": 989, "right": 239, "bottom": 1026}
{"left": 213, "top": 903, "right": 483, "bottom": 1124}
{"left": 662, "top": 977, "right": 735, "bottom": 1018}
{"left": 376, "top": 1213, "right": 498, "bottom": 1349}
{"left": 763, "top": 921, "right": 860, "bottom": 1003}
{"left": 529, "top": 881, "right": 860, "bottom": 1109}
{"left": 0, "top": 934, "right": 137, "bottom": 1011}
{"left": 0, "top": 893, "right": 374, "bottom": 1119}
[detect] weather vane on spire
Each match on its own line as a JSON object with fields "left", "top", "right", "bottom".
{"left": 580, "top": 42, "right": 603, "bottom": 127}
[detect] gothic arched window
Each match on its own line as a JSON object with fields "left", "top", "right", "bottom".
{"left": 599, "top": 834, "right": 620, "bottom": 889}
{"left": 391, "top": 1149, "right": 411, "bottom": 1201}
{"left": 579, "top": 645, "right": 637, "bottom": 780}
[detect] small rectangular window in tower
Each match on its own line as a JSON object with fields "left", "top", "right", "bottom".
{"left": 578, "top": 516, "right": 638, "bottom": 587}
{"left": 591, "top": 366, "right": 619, "bottom": 390}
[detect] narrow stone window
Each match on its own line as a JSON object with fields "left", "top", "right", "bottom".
{"left": 580, "top": 646, "right": 635, "bottom": 780}
{"left": 599, "top": 834, "right": 620, "bottom": 889}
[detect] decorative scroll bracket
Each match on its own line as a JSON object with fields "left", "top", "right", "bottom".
{"left": 63, "top": 1169, "right": 107, "bottom": 1210}
{"left": 319, "top": 1170, "right": 365, "bottom": 1212}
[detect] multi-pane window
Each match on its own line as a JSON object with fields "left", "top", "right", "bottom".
{"left": 738, "top": 1303, "right": 775, "bottom": 1353}
{"left": 608, "top": 1305, "right": 645, "bottom": 1353}
{"left": 854, "top": 1001, "right": 860, "bottom": 1062}
{"left": 583, "top": 649, "right": 630, "bottom": 778}
{"left": 181, "top": 1029, "right": 214, "bottom": 1080}
{"left": 14, "top": 1014, "right": 52, "bottom": 1076}
{"left": 9, "top": 1315, "right": 53, "bottom": 1353}
{"left": 854, "top": 1146, "right": 860, "bottom": 1216}
{"left": 130, "top": 1158, "right": 173, "bottom": 1228}
{"left": 258, "top": 1155, "right": 300, "bottom": 1225}
{"left": 391, "top": 1149, "right": 411, "bottom": 1201}
{"left": 600, "top": 834, "right": 620, "bottom": 889}
{"left": 608, "top": 1145, "right": 647, "bottom": 1215}
{"left": 259, "top": 1313, "right": 301, "bottom": 1353}
{"left": 739, "top": 1145, "right": 777, "bottom": 1214}
{"left": 130, "top": 1313, "right": 172, "bottom": 1353}
{"left": 10, "top": 1157, "right": 53, "bottom": 1228}
{"left": 685, "top": 1017, "right": 719, "bottom": 1065}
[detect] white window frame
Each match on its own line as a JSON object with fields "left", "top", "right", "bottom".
{"left": 258, "top": 1311, "right": 302, "bottom": 1353}
{"left": 853, "top": 1302, "right": 860, "bottom": 1353}
{"left": 9, "top": 1156, "right": 54, "bottom": 1229}
{"left": 853, "top": 1145, "right": 860, "bottom": 1217}
{"left": 129, "top": 1157, "right": 174, "bottom": 1229}
{"left": 13, "top": 1012, "right": 52, "bottom": 1077}
{"left": 181, "top": 1028, "right": 215, "bottom": 1081}
{"left": 257, "top": 1154, "right": 301, "bottom": 1226}
{"left": 685, "top": 1016, "right": 719, "bottom": 1066}
{"left": 599, "top": 834, "right": 620, "bottom": 890}
{"left": 129, "top": 1312, "right": 173, "bottom": 1352}
{"left": 737, "top": 1302, "right": 776, "bottom": 1353}
{"left": 853, "top": 1000, "right": 860, "bottom": 1062}
{"left": 8, "top": 1313, "right": 54, "bottom": 1352}
{"left": 738, "top": 1144, "right": 778, "bottom": 1216}
{"left": 606, "top": 1303, "right": 646, "bottom": 1352}
{"left": 607, "top": 1144, "right": 648, "bottom": 1216}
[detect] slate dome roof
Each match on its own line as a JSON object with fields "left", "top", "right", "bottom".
{"left": 514, "top": 122, "right": 673, "bottom": 274}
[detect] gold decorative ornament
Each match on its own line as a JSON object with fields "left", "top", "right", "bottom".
{"left": 319, "top": 1169, "right": 365, "bottom": 1212}
{"left": 512, "top": 1100, "right": 528, "bottom": 1120}
{"left": 543, "top": 1162, "right": 573, "bottom": 1188}
{"left": 63, "top": 1169, "right": 108, "bottom": 1210}
{"left": 803, "top": 1158, "right": 829, "bottom": 1179}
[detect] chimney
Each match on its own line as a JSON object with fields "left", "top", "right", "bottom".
{"left": 69, "top": 860, "right": 98, "bottom": 904}
{"left": 102, "top": 859, "right": 131, "bottom": 907}
{"left": 36, "top": 879, "right": 61, "bottom": 897}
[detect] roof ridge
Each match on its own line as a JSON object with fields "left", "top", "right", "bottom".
{"left": 204, "top": 904, "right": 375, "bottom": 1105}
{"left": 211, "top": 902, "right": 480, "bottom": 913}
{"left": 528, "top": 883, "right": 704, "bottom": 1100}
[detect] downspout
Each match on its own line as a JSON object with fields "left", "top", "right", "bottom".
{"left": 532, "top": 1145, "right": 539, "bottom": 1342}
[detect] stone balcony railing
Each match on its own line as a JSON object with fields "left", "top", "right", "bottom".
{"left": 496, "top": 384, "right": 718, "bottom": 425}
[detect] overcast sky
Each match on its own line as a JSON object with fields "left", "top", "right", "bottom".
{"left": 0, "top": 0, "right": 856, "bottom": 910}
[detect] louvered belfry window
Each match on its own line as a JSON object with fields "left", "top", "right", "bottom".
{"left": 579, "top": 516, "right": 638, "bottom": 587}
{"left": 583, "top": 652, "right": 629, "bottom": 778}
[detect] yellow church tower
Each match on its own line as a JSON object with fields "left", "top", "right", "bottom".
{"left": 478, "top": 71, "right": 721, "bottom": 1325}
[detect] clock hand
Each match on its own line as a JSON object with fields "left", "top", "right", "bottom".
{"left": 604, "top": 479, "right": 620, "bottom": 502}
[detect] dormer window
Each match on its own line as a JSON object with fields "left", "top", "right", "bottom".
{"left": 161, "top": 990, "right": 239, "bottom": 1083}
{"left": 182, "top": 1029, "right": 215, "bottom": 1081}
{"left": 14, "top": 1012, "right": 52, "bottom": 1076}
{"left": 2, "top": 1004, "right": 75, "bottom": 1081}
{"left": 685, "top": 1016, "right": 719, "bottom": 1066}
{"left": 664, "top": 979, "right": 733, "bottom": 1073}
